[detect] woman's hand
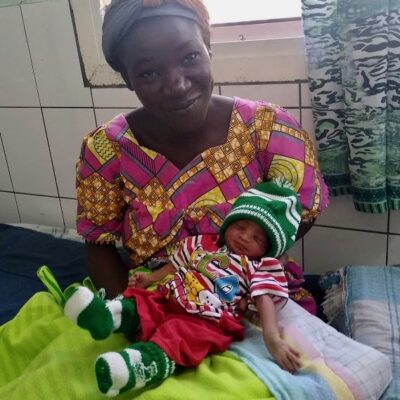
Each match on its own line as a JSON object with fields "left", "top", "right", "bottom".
{"left": 128, "top": 272, "right": 154, "bottom": 289}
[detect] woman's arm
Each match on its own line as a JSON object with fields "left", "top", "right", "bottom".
{"left": 296, "top": 218, "right": 315, "bottom": 240}
{"left": 85, "top": 242, "right": 128, "bottom": 299}
{"left": 255, "top": 295, "right": 301, "bottom": 373}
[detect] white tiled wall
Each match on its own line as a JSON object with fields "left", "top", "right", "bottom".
{"left": 1, "top": 0, "right": 399, "bottom": 273}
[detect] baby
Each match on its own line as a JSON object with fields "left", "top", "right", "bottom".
{"left": 64, "top": 179, "right": 302, "bottom": 397}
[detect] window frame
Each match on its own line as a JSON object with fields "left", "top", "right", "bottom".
{"left": 69, "top": 0, "right": 306, "bottom": 87}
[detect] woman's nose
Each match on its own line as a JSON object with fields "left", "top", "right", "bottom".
{"left": 162, "top": 68, "right": 189, "bottom": 96}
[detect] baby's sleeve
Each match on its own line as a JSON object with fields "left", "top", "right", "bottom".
{"left": 76, "top": 127, "right": 125, "bottom": 244}
{"left": 249, "top": 258, "right": 289, "bottom": 308}
{"left": 170, "top": 236, "right": 198, "bottom": 269}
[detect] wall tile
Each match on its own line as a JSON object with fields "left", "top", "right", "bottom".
{"left": 301, "top": 83, "right": 312, "bottom": 107}
{"left": 0, "top": 192, "right": 20, "bottom": 223}
{"left": 0, "top": 137, "right": 12, "bottom": 191}
{"left": 0, "top": 6, "right": 39, "bottom": 107}
{"left": 389, "top": 209, "right": 400, "bottom": 234}
{"left": 388, "top": 234, "right": 400, "bottom": 265}
{"left": 316, "top": 195, "right": 388, "bottom": 232}
{"left": 220, "top": 83, "right": 299, "bottom": 108}
{"left": 43, "top": 108, "right": 96, "bottom": 198}
{"left": 289, "top": 108, "right": 300, "bottom": 123}
{"left": 16, "top": 193, "right": 63, "bottom": 226}
{"left": 304, "top": 226, "right": 387, "bottom": 273}
{"left": 61, "top": 197, "right": 76, "bottom": 229}
{"left": 0, "top": 108, "right": 58, "bottom": 196}
{"left": 95, "top": 108, "right": 131, "bottom": 126}
{"left": 92, "top": 88, "right": 142, "bottom": 108}
{"left": 21, "top": 0, "right": 92, "bottom": 107}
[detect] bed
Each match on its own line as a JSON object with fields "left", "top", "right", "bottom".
{"left": 0, "top": 223, "right": 393, "bottom": 399}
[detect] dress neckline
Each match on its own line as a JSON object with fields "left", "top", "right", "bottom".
{"left": 118, "top": 97, "right": 240, "bottom": 171}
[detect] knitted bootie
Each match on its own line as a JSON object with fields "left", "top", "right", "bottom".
{"left": 95, "top": 342, "right": 176, "bottom": 397}
{"left": 64, "top": 287, "right": 140, "bottom": 340}
{"left": 64, "top": 286, "right": 114, "bottom": 340}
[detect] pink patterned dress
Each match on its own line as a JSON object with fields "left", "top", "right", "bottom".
{"left": 76, "top": 97, "right": 328, "bottom": 267}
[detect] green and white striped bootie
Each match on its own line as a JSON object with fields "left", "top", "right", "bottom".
{"left": 64, "top": 286, "right": 139, "bottom": 340}
{"left": 95, "top": 342, "right": 176, "bottom": 397}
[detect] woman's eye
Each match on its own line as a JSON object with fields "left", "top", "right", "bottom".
{"left": 183, "top": 52, "right": 200, "bottom": 64}
{"left": 138, "top": 70, "right": 158, "bottom": 80}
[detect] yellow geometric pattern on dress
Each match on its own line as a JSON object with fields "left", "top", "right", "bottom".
{"left": 97, "top": 232, "right": 120, "bottom": 243}
{"left": 169, "top": 161, "right": 206, "bottom": 195}
{"left": 255, "top": 106, "right": 274, "bottom": 149}
{"left": 125, "top": 217, "right": 184, "bottom": 265}
{"left": 125, "top": 128, "right": 158, "bottom": 160}
{"left": 203, "top": 110, "right": 255, "bottom": 184}
{"left": 185, "top": 186, "right": 226, "bottom": 223}
{"left": 136, "top": 177, "right": 174, "bottom": 222}
{"left": 87, "top": 129, "right": 116, "bottom": 163}
{"left": 301, "top": 129, "right": 319, "bottom": 167}
{"left": 267, "top": 155, "right": 304, "bottom": 193}
{"left": 76, "top": 172, "right": 124, "bottom": 226}
{"left": 272, "top": 123, "right": 316, "bottom": 167}
{"left": 307, "top": 175, "right": 322, "bottom": 220}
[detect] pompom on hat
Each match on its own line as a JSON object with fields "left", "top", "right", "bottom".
{"left": 220, "top": 179, "right": 302, "bottom": 258}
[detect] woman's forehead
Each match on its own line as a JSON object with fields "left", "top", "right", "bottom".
{"left": 119, "top": 17, "right": 205, "bottom": 61}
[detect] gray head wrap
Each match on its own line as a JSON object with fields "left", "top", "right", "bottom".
{"left": 102, "top": 0, "right": 203, "bottom": 72}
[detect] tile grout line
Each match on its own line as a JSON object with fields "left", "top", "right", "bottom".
{"left": 0, "top": 132, "right": 21, "bottom": 222}
{"left": 20, "top": 4, "right": 65, "bottom": 228}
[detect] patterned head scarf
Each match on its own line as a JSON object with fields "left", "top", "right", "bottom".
{"left": 102, "top": 0, "right": 210, "bottom": 72}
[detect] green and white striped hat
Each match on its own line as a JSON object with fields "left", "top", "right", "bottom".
{"left": 220, "top": 179, "right": 302, "bottom": 258}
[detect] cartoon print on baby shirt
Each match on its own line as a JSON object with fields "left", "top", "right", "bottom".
{"left": 214, "top": 275, "right": 239, "bottom": 303}
{"left": 181, "top": 267, "right": 223, "bottom": 308}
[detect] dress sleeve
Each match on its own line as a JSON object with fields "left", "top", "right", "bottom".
{"left": 259, "top": 104, "right": 329, "bottom": 222}
{"left": 248, "top": 257, "right": 289, "bottom": 308}
{"left": 76, "top": 127, "right": 125, "bottom": 244}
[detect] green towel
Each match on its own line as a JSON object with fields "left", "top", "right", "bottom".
{"left": 0, "top": 290, "right": 274, "bottom": 399}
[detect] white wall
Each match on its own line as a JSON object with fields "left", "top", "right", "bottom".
{"left": 0, "top": 0, "right": 398, "bottom": 273}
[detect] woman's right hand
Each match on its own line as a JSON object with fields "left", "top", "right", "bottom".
{"left": 128, "top": 272, "right": 154, "bottom": 289}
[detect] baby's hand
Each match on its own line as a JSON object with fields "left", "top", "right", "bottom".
{"left": 265, "top": 333, "right": 301, "bottom": 374}
{"left": 128, "top": 272, "right": 153, "bottom": 289}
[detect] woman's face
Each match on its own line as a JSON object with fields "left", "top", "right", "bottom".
{"left": 118, "top": 16, "right": 214, "bottom": 132}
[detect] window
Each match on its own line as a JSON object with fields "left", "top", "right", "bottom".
{"left": 71, "top": 0, "right": 304, "bottom": 87}
{"left": 204, "top": 0, "right": 301, "bottom": 24}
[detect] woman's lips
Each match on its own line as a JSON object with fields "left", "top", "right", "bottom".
{"left": 168, "top": 97, "right": 198, "bottom": 112}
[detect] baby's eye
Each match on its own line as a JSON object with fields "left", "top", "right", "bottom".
{"left": 254, "top": 235, "right": 265, "bottom": 245}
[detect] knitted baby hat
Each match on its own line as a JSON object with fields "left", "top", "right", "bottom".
{"left": 220, "top": 179, "right": 302, "bottom": 258}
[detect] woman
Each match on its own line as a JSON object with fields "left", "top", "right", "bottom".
{"left": 77, "top": 0, "right": 329, "bottom": 298}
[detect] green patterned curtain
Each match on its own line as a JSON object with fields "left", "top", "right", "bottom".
{"left": 302, "top": 0, "right": 400, "bottom": 213}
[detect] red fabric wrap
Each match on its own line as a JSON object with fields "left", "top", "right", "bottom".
{"left": 122, "top": 287, "right": 244, "bottom": 366}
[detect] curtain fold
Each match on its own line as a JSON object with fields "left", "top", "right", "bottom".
{"left": 302, "top": 0, "right": 400, "bottom": 213}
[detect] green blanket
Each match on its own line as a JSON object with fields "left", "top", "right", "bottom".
{"left": 0, "top": 292, "right": 274, "bottom": 399}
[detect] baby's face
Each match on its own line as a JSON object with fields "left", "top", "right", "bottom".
{"left": 223, "top": 219, "right": 269, "bottom": 260}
